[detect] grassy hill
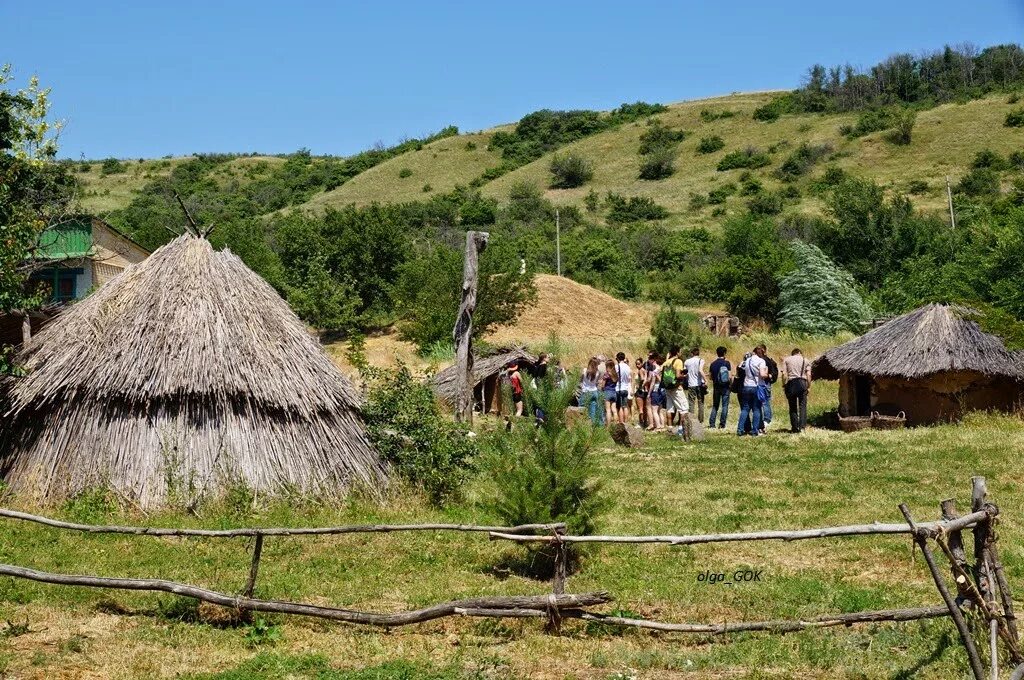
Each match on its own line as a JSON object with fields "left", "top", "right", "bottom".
{"left": 79, "top": 91, "right": 1024, "bottom": 233}
{"left": 77, "top": 155, "right": 288, "bottom": 215}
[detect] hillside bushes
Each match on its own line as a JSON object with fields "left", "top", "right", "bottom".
{"left": 696, "top": 135, "right": 725, "bottom": 154}
{"left": 1005, "top": 108, "right": 1024, "bottom": 127}
{"left": 717, "top": 147, "right": 771, "bottom": 171}
{"left": 637, "top": 120, "right": 685, "bottom": 180}
{"left": 605, "top": 193, "right": 668, "bottom": 223}
{"left": 549, "top": 153, "right": 594, "bottom": 188}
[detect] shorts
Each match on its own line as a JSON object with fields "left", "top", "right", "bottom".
{"left": 512, "top": 393, "right": 523, "bottom": 404}
{"left": 665, "top": 388, "right": 690, "bottom": 414}
{"left": 604, "top": 388, "right": 617, "bottom": 403}
{"left": 650, "top": 389, "right": 665, "bottom": 407}
{"left": 616, "top": 390, "right": 630, "bottom": 409}
{"left": 634, "top": 389, "right": 648, "bottom": 400}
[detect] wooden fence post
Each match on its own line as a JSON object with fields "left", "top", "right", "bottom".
{"left": 547, "top": 529, "right": 568, "bottom": 634}
{"left": 900, "top": 503, "right": 986, "bottom": 680}
{"left": 942, "top": 498, "right": 972, "bottom": 600}
{"left": 453, "top": 231, "right": 489, "bottom": 425}
{"left": 243, "top": 533, "right": 264, "bottom": 600}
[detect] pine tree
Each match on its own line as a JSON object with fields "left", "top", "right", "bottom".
{"left": 778, "top": 241, "right": 871, "bottom": 335}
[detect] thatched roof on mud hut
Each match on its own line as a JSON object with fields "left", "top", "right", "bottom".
{"left": 432, "top": 347, "right": 538, "bottom": 406}
{"left": 0, "top": 234, "right": 388, "bottom": 507}
{"left": 813, "top": 304, "right": 1024, "bottom": 382}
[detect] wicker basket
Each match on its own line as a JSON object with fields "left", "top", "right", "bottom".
{"left": 838, "top": 415, "right": 873, "bottom": 433}
{"left": 872, "top": 411, "right": 907, "bottom": 430}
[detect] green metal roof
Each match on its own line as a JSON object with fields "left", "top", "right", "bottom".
{"left": 36, "top": 218, "right": 93, "bottom": 259}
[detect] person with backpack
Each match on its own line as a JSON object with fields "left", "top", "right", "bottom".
{"left": 661, "top": 345, "right": 688, "bottom": 432}
{"left": 736, "top": 346, "right": 768, "bottom": 436}
{"left": 708, "top": 346, "right": 732, "bottom": 429}
{"left": 782, "top": 348, "right": 812, "bottom": 433}
{"left": 759, "top": 343, "right": 778, "bottom": 433}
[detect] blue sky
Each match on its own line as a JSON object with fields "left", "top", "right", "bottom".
{"left": 3, "top": 1, "right": 1023, "bottom": 159}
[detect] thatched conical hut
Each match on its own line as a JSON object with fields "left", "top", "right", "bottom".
{"left": 0, "top": 234, "right": 388, "bottom": 507}
{"left": 812, "top": 304, "right": 1024, "bottom": 425}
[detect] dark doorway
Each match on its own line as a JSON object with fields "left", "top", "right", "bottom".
{"left": 854, "top": 374, "right": 872, "bottom": 415}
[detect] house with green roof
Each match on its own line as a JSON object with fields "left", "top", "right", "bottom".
{"left": 29, "top": 216, "right": 149, "bottom": 302}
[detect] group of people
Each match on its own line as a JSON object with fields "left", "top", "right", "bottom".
{"left": 577, "top": 344, "right": 813, "bottom": 437}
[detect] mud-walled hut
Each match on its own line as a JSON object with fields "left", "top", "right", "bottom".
{"left": 812, "top": 304, "right": 1024, "bottom": 425}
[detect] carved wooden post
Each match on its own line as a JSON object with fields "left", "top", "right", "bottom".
{"left": 21, "top": 312, "right": 31, "bottom": 345}
{"left": 453, "top": 231, "right": 489, "bottom": 424}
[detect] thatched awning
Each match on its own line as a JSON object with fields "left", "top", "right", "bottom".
{"left": 432, "top": 347, "right": 537, "bottom": 406}
{"left": 812, "top": 304, "right": 1024, "bottom": 382}
{"left": 0, "top": 234, "right": 387, "bottom": 507}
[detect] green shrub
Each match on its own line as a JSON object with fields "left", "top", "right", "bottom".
{"left": 707, "top": 183, "right": 737, "bottom": 204}
{"left": 363, "top": 366, "right": 477, "bottom": 506}
{"left": 464, "top": 140, "right": 477, "bottom": 151}
{"left": 908, "top": 179, "right": 929, "bottom": 194}
{"left": 956, "top": 167, "right": 1001, "bottom": 197}
{"left": 549, "top": 153, "right": 594, "bottom": 188}
{"left": 638, "top": 146, "right": 676, "bottom": 180}
{"left": 1005, "top": 108, "right": 1024, "bottom": 127}
{"left": 648, "top": 305, "right": 703, "bottom": 352}
{"left": 583, "top": 188, "right": 601, "bottom": 212}
{"left": 740, "top": 176, "right": 763, "bottom": 195}
{"left": 888, "top": 108, "right": 916, "bottom": 145}
{"left": 638, "top": 121, "right": 685, "bottom": 155}
{"left": 1009, "top": 93, "right": 1021, "bottom": 105}
{"left": 398, "top": 168, "right": 413, "bottom": 178}
{"left": 778, "top": 241, "right": 870, "bottom": 334}
{"left": 843, "top": 107, "right": 895, "bottom": 138}
{"left": 605, "top": 193, "right": 669, "bottom": 223}
{"left": 482, "top": 373, "right": 607, "bottom": 575}
{"left": 1010, "top": 151, "right": 1024, "bottom": 171}
{"left": 777, "top": 142, "right": 833, "bottom": 181}
{"left": 699, "top": 109, "right": 736, "bottom": 122}
{"left": 77, "top": 163, "right": 91, "bottom": 173}
{"left": 100, "top": 157, "right": 125, "bottom": 175}
{"left": 696, "top": 135, "right": 725, "bottom": 154}
{"left": 747, "top": 191, "right": 785, "bottom": 216}
{"left": 973, "top": 149, "right": 1009, "bottom": 171}
{"left": 422, "top": 183, "right": 433, "bottom": 192}
{"left": 717, "top": 147, "right": 771, "bottom": 171}
{"left": 688, "top": 192, "right": 708, "bottom": 211}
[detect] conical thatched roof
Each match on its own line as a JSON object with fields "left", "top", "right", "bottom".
{"left": 0, "top": 234, "right": 388, "bottom": 507}
{"left": 813, "top": 304, "right": 1024, "bottom": 381}
{"left": 432, "top": 347, "right": 537, "bottom": 406}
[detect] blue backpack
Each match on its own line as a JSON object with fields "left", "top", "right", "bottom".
{"left": 716, "top": 363, "right": 730, "bottom": 386}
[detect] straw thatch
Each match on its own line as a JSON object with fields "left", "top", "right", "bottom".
{"left": 0, "top": 234, "right": 387, "bottom": 507}
{"left": 432, "top": 347, "right": 537, "bottom": 407}
{"left": 812, "top": 304, "right": 1024, "bottom": 382}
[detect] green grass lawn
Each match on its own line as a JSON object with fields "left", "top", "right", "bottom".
{"left": 0, "top": 400, "right": 1021, "bottom": 678}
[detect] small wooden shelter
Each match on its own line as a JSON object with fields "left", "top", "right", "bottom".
{"left": 432, "top": 347, "right": 537, "bottom": 414}
{"left": 812, "top": 304, "right": 1024, "bottom": 425}
{"left": 0, "top": 234, "right": 388, "bottom": 507}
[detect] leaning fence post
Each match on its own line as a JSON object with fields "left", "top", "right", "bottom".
{"left": 900, "top": 503, "right": 986, "bottom": 680}
{"left": 941, "top": 498, "right": 972, "bottom": 601}
{"left": 546, "top": 529, "right": 568, "bottom": 634}
{"left": 243, "top": 532, "right": 264, "bottom": 601}
{"left": 972, "top": 477, "right": 1001, "bottom": 678}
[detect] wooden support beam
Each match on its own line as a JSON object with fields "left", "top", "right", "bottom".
{"left": 452, "top": 230, "right": 489, "bottom": 424}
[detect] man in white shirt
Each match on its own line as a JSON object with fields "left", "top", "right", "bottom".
{"left": 683, "top": 347, "right": 707, "bottom": 424}
{"left": 737, "top": 346, "right": 769, "bottom": 436}
{"left": 615, "top": 352, "right": 632, "bottom": 424}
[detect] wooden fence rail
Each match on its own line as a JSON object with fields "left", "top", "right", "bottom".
{"left": 0, "top": 477, "right": 1016, "bottom": 678}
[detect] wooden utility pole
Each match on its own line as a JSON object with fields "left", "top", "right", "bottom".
{"left": 453, "top": 230, "right": 489, "bottom": 424}
{"left": 555, "top": 209, "right": 561, "bottom": 277}
{"left": 946, "top": 176, "right": 957, "bottom": 230}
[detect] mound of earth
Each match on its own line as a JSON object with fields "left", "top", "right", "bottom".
{"left": 487, "top": 274, "right": 654, "bottom": 344}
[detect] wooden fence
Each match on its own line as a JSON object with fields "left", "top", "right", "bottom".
{"left": 0, "top": 476, "right": 1017, "bottom": 678}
